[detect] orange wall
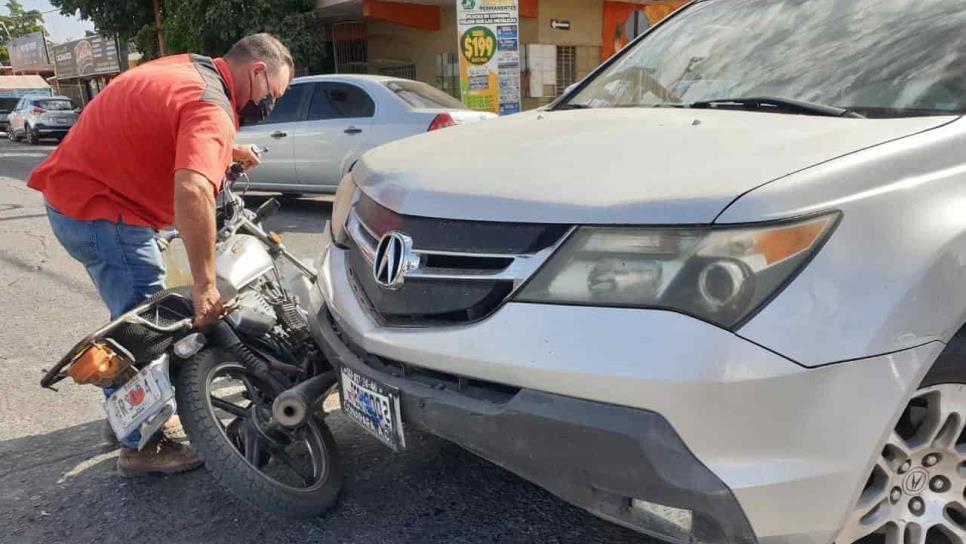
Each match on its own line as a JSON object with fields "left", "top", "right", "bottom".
{"left": 601, "top": 1, "right": 686, "bottom": 60}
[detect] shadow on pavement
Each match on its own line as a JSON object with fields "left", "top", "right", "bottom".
{"left": 244, "top": 194, "right": 332, "bottom": 236}
{"left": 0, "top": 415, "right": 649, "bottom": 544}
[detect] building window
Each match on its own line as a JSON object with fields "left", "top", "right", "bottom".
{"left": 332, "top": 22, "right": 368, "bottom": 74}
{"left": 556, "top": 46, "right": 577, "bottom": 96}
{"left": 436, "top": 52, "right": 460, "bottom": 99}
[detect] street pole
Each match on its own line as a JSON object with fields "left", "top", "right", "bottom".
{"left": 152, "top": 0, "right": 165, "bottom": 56}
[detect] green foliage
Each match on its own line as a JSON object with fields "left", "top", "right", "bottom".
{"left": 0, "top": 0, "right": 46, "bottom": 65}
{"left": 163, "top": 0, "right": 329, "bottom": 74}
{"left": 48, "top": 0, "right": 153, "bottom": 41}
{"left": 48, "top": 0, "right": 329, "bottom": 74}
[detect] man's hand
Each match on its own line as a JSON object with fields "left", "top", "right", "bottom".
{"left": 232, "top": 144, "right": 261, "bottom": 171}
{"left": 191, "top": 282, "right": 224, "bottom": 328}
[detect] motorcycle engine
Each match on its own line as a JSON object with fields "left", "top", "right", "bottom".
{"left": 226, "top": 290, "right": 277, "bottom": 337}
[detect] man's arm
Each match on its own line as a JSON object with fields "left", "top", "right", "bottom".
{"left": 174, "top": 168, "right": 223, "bottom": 327}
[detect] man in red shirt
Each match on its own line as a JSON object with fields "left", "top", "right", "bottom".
{"left": 29, "top": 33, "right": 293, "bottom": 475}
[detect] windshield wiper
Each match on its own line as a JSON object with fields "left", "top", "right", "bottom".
{"left": 553, "top": 103, "right": 592, "bottom": 110}
{"left": 688, "top": 96, "right": 865, "bottom": 118}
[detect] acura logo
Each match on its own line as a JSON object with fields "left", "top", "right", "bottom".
{"left": 903, "top": 468, "right": 928, "bottom": 495}
{"left": 373, "top": 231, "right": 418, "bottom": 289}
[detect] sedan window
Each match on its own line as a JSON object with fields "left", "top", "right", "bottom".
{"left": 385, "top": 80, "right": 464, "bottom": 109}
{"left": 307, "top": 83, "right": 375, "bottom": 120}
{"left": 257, "top": 83, "right": 310, "bottom": 125}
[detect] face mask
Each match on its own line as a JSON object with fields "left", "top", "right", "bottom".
{"left": 239, "top": 70, "right": 276, "bottom": 124}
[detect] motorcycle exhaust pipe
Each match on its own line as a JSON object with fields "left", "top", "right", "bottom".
{"left": 272, "top": 371, "right": 337, "bottom": 428}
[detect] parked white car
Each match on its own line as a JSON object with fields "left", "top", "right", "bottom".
{"left": 235, "top": 75, "right": 495, "bottom": 194}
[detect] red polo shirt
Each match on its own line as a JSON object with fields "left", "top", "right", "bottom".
{"left": 28, "top": 54, "right": 239, "bottom": 229}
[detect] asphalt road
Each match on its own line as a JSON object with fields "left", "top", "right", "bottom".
{"left": 0, "top": 137, "right": 654, "bottom": 544}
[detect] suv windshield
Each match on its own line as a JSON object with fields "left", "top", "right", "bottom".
{"left": 34, "top": 99, "right": 74, "bottom": 111}
{"left": 385, "top": 80, "right": 465, "bottom": 109}
{"left": 565, "top": 0, "right": 966, "bottom": 118}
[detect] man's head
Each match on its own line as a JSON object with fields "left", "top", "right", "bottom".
{"left": 224, "top": 33, "right": 294, "bottom": 122}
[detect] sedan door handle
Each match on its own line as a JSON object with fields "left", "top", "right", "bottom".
{"left": 270, "top": 131, "right": 287, "bottom": 139}
{"left": 344, "top": 127, "right": 363, "bottom": 135}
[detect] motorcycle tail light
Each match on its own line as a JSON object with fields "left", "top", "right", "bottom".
{"left": 69, "top": 342, "right": 131, "bottom": 387}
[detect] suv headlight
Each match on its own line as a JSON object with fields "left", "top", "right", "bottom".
{"left": 330, "top": 173, "right": 359, "bottom": 247}
{"left": 517, "top": 213, "right": 839, "bottom": 329}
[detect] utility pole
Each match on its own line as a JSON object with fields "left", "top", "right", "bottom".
{"left": 152, "top": 0, "right": 165, "bottom": 56}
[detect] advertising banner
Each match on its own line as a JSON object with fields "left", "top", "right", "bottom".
{"left": 52, "top": 35, "right": 122, "bottom": 80}
{"left": 456, "top": 0, "right": 521, "bottom": 115}
{"left": 5, "top": 32, "right": 53, "bottom": 72}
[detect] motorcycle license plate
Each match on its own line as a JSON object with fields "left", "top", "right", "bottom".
{"left": 339, "top": 366, "right": 405, "bottom": 451}
{"left": 105, "top": 359, "right": 175, "bottom": 440}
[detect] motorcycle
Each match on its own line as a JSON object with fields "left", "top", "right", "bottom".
{"left": 40, "top": 152, "right": 343, "bottom": 517}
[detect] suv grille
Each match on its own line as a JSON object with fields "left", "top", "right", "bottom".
{"left": 345, "top": 195, "right": 571, "bottom": 326}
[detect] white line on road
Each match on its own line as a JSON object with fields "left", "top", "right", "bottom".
{"left": 0, "top": 152, "right": 50, "bottom": 158}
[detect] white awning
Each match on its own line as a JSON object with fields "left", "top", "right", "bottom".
{"left": 0, "top": 75, "right": 51, "bottom": 90}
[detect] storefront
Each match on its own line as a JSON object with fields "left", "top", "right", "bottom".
{"left": 315, "top": 0, "right": 686, "bottom": 111}
{"left": 50, "top": 34, "right": 127, "bottom": 106}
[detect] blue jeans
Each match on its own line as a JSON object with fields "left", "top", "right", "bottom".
{"left": 46, "top": 205, "right": 166, "bottom": 448}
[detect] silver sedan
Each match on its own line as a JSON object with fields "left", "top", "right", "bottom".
{"left": 235, "top": 74, "right": 495, "bottom": 195}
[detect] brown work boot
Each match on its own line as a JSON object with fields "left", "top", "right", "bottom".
{"left": 117, "top": 436, "right": 203, "bottom": 477}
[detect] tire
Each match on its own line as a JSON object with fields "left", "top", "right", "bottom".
{"left": 919, "top": 326, "right": 966, "bottom": 388}
{"left": 836, "top": 333, "right": 966, "bottom": 543}
{"left": 175, "top": 348, "right": 343, "bottom": 518}
{"left": 27, "top": 125, "right": 39, "bottom": 145}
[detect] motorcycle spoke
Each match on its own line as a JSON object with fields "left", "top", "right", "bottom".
{"left": 272, "top": 447, "right": 316, "bottom": 487}
{"left": 244, "top": 428, "right": 264, "bottom": 466}
{"left": 211, "top": 396, "right": 248, "bottom": 418}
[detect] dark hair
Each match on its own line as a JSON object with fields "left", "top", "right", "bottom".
{"left": 225, "top": 33, "right": 294, "bottom": 79}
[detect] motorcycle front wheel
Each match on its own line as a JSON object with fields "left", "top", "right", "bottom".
{"left": 174, "top": 348, "right": 342, "bottom": 518}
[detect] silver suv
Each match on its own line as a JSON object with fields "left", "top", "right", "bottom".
{"left": 305, "top": 0, "right": 966, "bottom": 542}
{"left": 7, "top": 95, "right": 78, "bottom": 144}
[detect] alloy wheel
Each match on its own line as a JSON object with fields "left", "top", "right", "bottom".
{"left": 838, "top": 384, "right": 966, "bottom": 544}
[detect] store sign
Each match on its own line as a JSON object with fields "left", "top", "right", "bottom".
{"left": 550, "top": 19, "right": 571, "bottom": 30}
{"left": 5, "top": 32, "right": 53, "bottom": 72}
{"left": 456, "top": 0, "right": 521, "bottom": 115}
{"left": 52, "top": 35, "right": 122, "bottom": 80}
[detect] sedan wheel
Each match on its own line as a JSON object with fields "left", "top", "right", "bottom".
{"left": 838, "top": 384, "right": 966, "bottom": 544}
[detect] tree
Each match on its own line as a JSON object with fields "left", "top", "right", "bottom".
{"left": 162, "top": 0, "right": 328, "bottom": 74}
{"left": 0, "top": 0, "right": 45, "bottom": 66}
{"left": 49, "top": 0, "right": 328, "bottom": 74}
{"left": 48, "top": 0, "right": 153, "bottom": 43}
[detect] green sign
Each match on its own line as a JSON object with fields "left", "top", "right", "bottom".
{"left": 461, "top": 26, "right": 497, "bottom": 65}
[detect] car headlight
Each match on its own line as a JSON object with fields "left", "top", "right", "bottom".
{"left": 517, "top": 213, "right": 839, "bottom": 329}
{"left": 330, "top": 173, "right": 359, "bottom": 248}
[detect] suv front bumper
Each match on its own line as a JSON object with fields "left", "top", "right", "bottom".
{"left": 301, "top": 230, "right": 943, "bottom": 544}
{"left": 315, "top": 305, "right": 756, "bottom": 544}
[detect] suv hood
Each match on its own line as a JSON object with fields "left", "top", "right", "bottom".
{"left": 354, "top": 108, "right": 950, "bottom": 224}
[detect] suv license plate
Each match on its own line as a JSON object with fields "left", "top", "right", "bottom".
{"left": 339, "top": 366, "right": 405, "bottom": 451}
